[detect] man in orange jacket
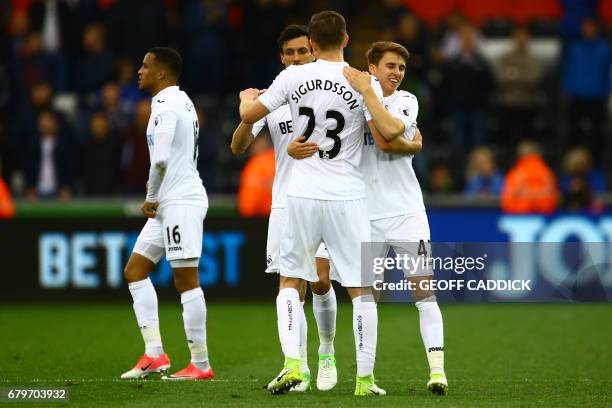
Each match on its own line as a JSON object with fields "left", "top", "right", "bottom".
{"left": 237, "top": 136, "right": 275, "bottom": 217}
{"left": 501, "top": 140, "right": 559, "bottom": 213}
{"left": 0, "top": 176, "right": 15, "bottom": 218}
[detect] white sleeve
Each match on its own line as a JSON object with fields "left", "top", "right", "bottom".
{"left": 391, "top": 94, "right": 419, "bottom": 140}
{"left": 252, "top": 117, "right": 267, "bottom": 138}
{"left": 146, "top": 109, "right": 178, "bottom": 202}
{"left": 258, "top": 69, "right": 290, "bottom": 113}
{"left": 363, "top": 76, "right": 384, "bottom": 121}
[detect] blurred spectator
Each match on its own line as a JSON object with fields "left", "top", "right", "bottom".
{"left": 24, "top": 110, "right": 74, "bottom": 199}
{"left": 0, "top": 175, "right": 15, "bottom": 218}
{"left": 180, "top": 0, "right": 229, "bottom": 95}
{"left": 493, "top": 26, "right": 544, "bottom": 146}
{"left": 82, "top": 112, "right": 119, "bottom": 195}
{"left": 442, "top": 24, "right": 491, "bottom": 151}
{"left": 562, "top": 18, "right": 611, "bottom": 163}
{"left": 27, "top": 0, "right": 81, "bottom": 56}
{"left": 237, "top": 135, "right": 274, "bottom": 217}
{"left": 501, "top": 140, "right": 559, "bottom": 214}
{"left": 435, "top": 13, "right": 482, "bottom": 62}
{"left": 12, "top": 30, "right": 67, "bottom": 108}
{"left": 464, "top": 147, "right": 503, "bottom": 197}
{"left": 99, "top": 82, "right": 130, "bottom": 133}
{"left": 119, "top": 99, "right": 150, "bottom": 194}
{"left": 115, "top": 59, "right": 143, "bottom": 116}
{"left": 392, "top": 13, "right": 429, "bottom": 81}
{"left": 560, "top": 147, "right": 606, "bottom": 211}
{"left": 74, "top": 22, "right": 114, "bottom": 104}
{"left": 428, "top": 162, "right": 454, "bottom": 193}
{"left": 560, "top": 0, "right": 598, "bottom": 43}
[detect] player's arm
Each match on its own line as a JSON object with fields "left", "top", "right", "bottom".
{"left": 231, "top": 122, "right": 255, "bottom": 155}
{"left": 239, "top": 88, "right": 269, "bottom": 124}
{"left": 369, "top": 122, "right": 423, "bottom": 155}
{"left": 343, "top": 66, "right": 404, "bottom": 141}
{"left": 286, "top": 135, "right": 319, "bottom": 160}
{"left": 144, "top": 109, "right": 178, "bottom": 212}
{"left": 231, "top": 116, "right": 266, "bottom": 155}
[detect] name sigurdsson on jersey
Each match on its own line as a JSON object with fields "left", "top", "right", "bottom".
{"left": 290, "top": 79, "right": 360, "bottom": 110}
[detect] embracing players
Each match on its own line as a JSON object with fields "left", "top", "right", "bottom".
{"left": 121, "top": 47, "right": 212, "bottom": 381}
{"left": 239, "top": 11, "right": 404, "bottom": 396}
{"left": 230, "top": 25, "right": 338, "bottom": 392}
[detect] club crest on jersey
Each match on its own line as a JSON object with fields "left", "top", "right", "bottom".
{"left": 402, "top": 108, "right": 410, "bottom": 117}
{"left": 154, "top": 115, "right": 162, "bottom": 126}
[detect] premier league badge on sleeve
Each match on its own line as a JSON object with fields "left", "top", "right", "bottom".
{"left": 402, "top": 108, "right": 410, "bottom": 117}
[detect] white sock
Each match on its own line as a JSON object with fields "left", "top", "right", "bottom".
{"left": 299, "top": 301, "right": 309, "bottom": 374}
{"left": 276, "top": 287, "right": 301, "bottom": 360}
{"left": 128, "top": 278, "right": 163, "bottom": 357}
{"left": 313, "top": 287, "right": 337, "bottom": 355}
{"left": 181, "top": 287, "right": 210, "bottom": 370}
{"left": 415, "top": 296, "right": 444, "bottom": 374}
{"left": 352, "top": 294, "right": 377, "bottom": 377}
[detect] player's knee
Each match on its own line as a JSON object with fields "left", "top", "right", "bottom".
{"left": 172, "top": 266, "right": 199, "bottom": 293}
{"left": 123, "top": 263, "right": 147, "bottom": 283}
{"left": 310, "top": 279, "right": 330, "bottom": 295}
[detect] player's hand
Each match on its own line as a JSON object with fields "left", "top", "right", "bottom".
{"left": 287, "top": 136, "right": 318, "bottom": 159}
{"left": 257, "top": 89, "right": 267, "bottom": 96}
{"left": 239, "top": 88, "right": 260, "bottom": 102}
{"left": 141, "top": 201, "right": 159, "bottom": 218}
{"left": 343, "top": 66, "right": 372, "bottom": 94}
{"left": 415, "top": 128, "right": 423, "bottom": 143}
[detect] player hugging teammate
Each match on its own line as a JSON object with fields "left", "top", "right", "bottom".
{"left": 240, "top": 10, "right": 448, "bottom": 396}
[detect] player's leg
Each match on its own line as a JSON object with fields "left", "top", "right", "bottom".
{"left": 266, "top": 197, "right": 321, "bottom": 394}
{"left": 121, "top": 219, "right": 170, "bottom": 379}
{"left": 311, "top": 244, "right": 338, "bottom": 391}
{"left": 160, "top": 205, "right": 213, "bottom": 381}
{"left": 391, "top": 212, "right": 447, "bottom": 395}
{"left": 290, "top": 279, "right": 311, "bottom": 392}
{"left": 323, "top": 199, "right": 385, "bottom": 396}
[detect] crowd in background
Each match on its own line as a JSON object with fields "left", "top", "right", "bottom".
{"left": 0, "top": 0, "right": 611, "bottom": 214}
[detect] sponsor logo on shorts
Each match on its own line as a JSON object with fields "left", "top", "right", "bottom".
{"left": 428, "top": 346, "right": 444, "bottom": 352}
{"left": 168, "top": 245, "right": 183, "bottom": 252}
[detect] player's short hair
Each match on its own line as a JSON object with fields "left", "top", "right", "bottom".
{"left": 366, "top": 41, "right": 410, "bottom": 66}
{"left": 277, "top": 24, "right": 309, "bottom": 53}
{"left": 308, "top": 10, "right": 346, "bottom": 51}
{"left": 147, "top": 47, "right": 183, "bottom": 79}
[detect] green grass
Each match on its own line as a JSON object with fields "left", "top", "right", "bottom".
{"left": 0, "top": 303, "right": 611, "bottom": 407}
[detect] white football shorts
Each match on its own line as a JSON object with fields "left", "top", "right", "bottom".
{"left": 133, "top": 204, "right": 207, "bottom": 265}
{"left": 280, "top": 196, "right": 371, "bottom": 287}
{"left": 370, "top": 211, "right": 432, "bottom": 277}
{"left": 267, "top": 208, "right": 328, "bottom": 273}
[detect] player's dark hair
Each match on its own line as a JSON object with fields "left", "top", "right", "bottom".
{"left": 277, "top": 24, "right": 309, "bottom": 53}
{"left": 366, "top": 41, "right": 410, "bottom": 66}
{"left": 308, "top": 10, "right": 346, "bottom": 51}
{"left": 147, "top": 47, "right": 183, "bottom": 80}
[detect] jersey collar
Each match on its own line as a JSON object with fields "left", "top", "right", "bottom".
{"left": 152, "top": 85, "right": 179, "bottom": 104}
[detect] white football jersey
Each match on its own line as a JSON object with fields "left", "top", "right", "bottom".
{"left": 361, "top": 89, "right": 425, "bottom": 219}
{"left": 259, "top": 60, "right": 376, "bottom": 200}
{"left": 146, "top": 86, "right": 208, "bottom": 207}
{"left": 252, "top": 104, "right": 294, "bottom": 209}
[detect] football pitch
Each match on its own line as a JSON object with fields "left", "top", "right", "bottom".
{"left": 1, "top": 302, "right": 610, "bottom": 407}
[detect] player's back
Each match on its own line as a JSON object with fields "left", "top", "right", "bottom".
{"left": 148, "top": 86, "right": 207, "bottom": 207}
{"left": 260, "top": 60, "right": 373, "bottom": 201}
